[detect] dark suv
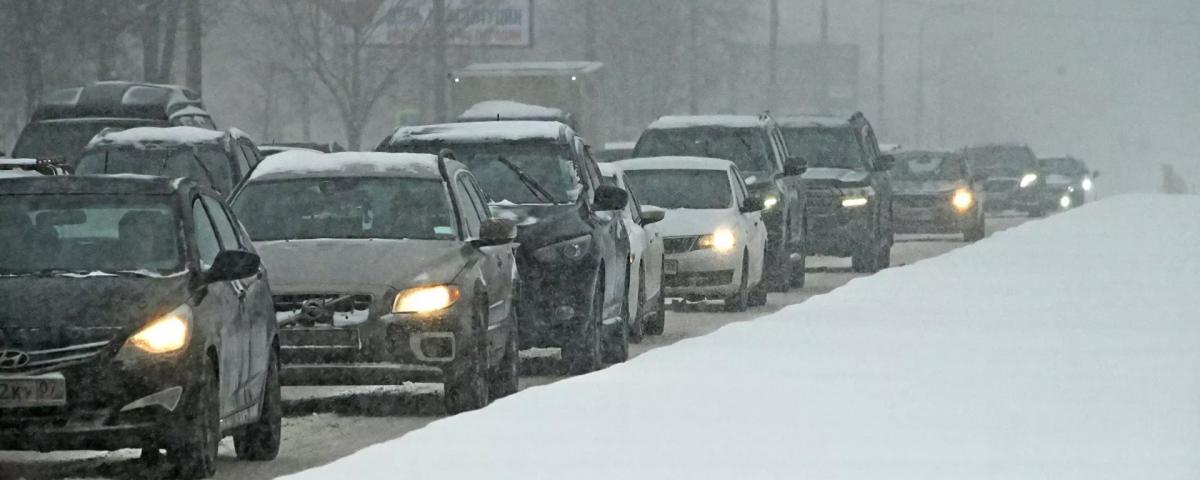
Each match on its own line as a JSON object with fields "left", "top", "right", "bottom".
{"left": 378, "top": 121, "right": 632, "bottom": 373}
{"left": 778, "top": 113, "right": 894, "bottom": 273}
{"left": 76, "top": 127, "right": 263, "bottom": 197}
{"left": 633, "top": 115, "right": 808, "bottom": 290}
{"left": 0, "top": 176, "right": 279, "bottom": 478}
{"left": 12, "top": 81, "right": 217, "bottom": 168}
{"left": 965, "top": 144, "right": 1043, "bottom": 215}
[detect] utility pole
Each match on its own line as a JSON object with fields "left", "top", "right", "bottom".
{"left": 432, "top": 0, "right": 447, "bottom": 122}
{"left": 687, "top": 1, "right": 699, "bottom": 115}
{"left": 768, "top": 0, "right": 779, "bottom": 104}
{"left": 820, "top": 0, "right": 829, "bottom": 42}
{"left": 876, "top": 0, "right": 885, "bottom": 131}
{"left": 185, "top": 0, "right": 203, "bottom": 93}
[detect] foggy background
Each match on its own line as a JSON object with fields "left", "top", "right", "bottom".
{"left": 3, "top": 0, "right": 1197, "bottom": 194}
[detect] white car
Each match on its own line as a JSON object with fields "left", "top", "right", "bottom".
{"left": 598, "top": 163, "right": 668, "bottom": 338}
{"left": 615, "top": 156, "right": 769, "bottom": 311}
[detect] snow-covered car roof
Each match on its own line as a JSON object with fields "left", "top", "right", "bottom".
{"left": 258, "top": 145, "right": 321, "bottom": 156}
{"left": 776, "top": 115, "right": 849, "bottom": 128}
{"left": 647, "top": 115, "right": 769, "bottom": 130}
{"left": 456, "top": 61, "right": 604, "bottom": 77}
{"left": 384, "top": 121, "right": 573, "bottom": 147}
{"left": 603, "top": 141, "right": 636, "bottom": 152}
{"left": 247, "top": 151, "right": 451, "bottom": 182}
{"left": 614, "top": 156, "right": 734, "bottom": 172}
{"left": 458, "top": 100, "right": 566, "bottom": 121}
{"left": 86, "top": 126, "right": 227, "bottom": 150}
{"left": 0, "top": 158, "right": 40, "bottom": 167}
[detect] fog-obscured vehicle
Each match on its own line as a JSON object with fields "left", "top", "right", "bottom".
{"left": 596, "top": 141, "right": 636, "bottom": 162}
{"left": 0, "top": 175, "right": 278, "bottom": 478}
{"left": 779, "top": 113, "right": 894, "bottom": 273}
{"left": 0, "top": 158, "right": 71, "bottom": 176}
{"left": 76, "top": 127, "right": 262, "bottom": 196}
{"left": 258, "top": 142, "right": 346, "bottom": 157}
{"left": 230, "top": 151, "right": 520, "bottom": 413}
{"left": 12, "top": 81, "right": 216, "bottom": 167}
{"left": 598, "top": 163, "right": 667, "bottom": 338}
{"left": 616, "top": 157, "right": 768, "bottom": 312}
{"left": 378, "top": 121, "right": 633, "bottom": 372}
{"left": 892, "top": 150, "right": 986, "bottom": 241}
{"left": 1038, "top": 157, "right": 1097, "bottom": 210}
{"left": 965, "top": 144, "right": 1044, "bottom": 216}
{"left": 450, "top": 62, "right": 605, "bottom": 143}
{"left": 633, "top": 114, "right": 807, "bottom": 290}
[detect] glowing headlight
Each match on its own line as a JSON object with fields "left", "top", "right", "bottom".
{"left": 1059, "top": 195, "right": 1072, "bottom": 209}
{"left": 841, "top": 196, "right": 869, "bottom": 208}
{"left": 1019, "top": 173, "right": 1038, "bottom": 188}
{"left": 393, "top": 285, "right": 461, "bottom": 313}
{"left": 951, "top": 188, "right": 974, "bottom": 212}
{"left": 1081, "top": 177, "right": 1093, "bottom": 191}
{"left": 127, "top": 305, "right": 191, "bottom": 354}
{"left": 698, "top": 229, "right": 737, "bottom": 252}
{"left": 762, "top": 196, "right": 779, "bottom": 210}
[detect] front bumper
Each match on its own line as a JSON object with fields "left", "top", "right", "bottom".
{"left": 805, "top": 199, "right": 874, "bottom": 257}
{"left": 893, "top": 194, "right": 976, "bottom": 233}
{"left": 516, "top": 255, "right": 600, "bottom": 349}
{"left": 663, "top": 247, "right": 743, "bottom": 297}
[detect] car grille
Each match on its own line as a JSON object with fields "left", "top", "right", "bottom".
{"left": 805, "top": 188, "right": 841, "bottom": 210}
{"left": 275, "top": 293, "right": 373, "bottom": 327}
{"left": 0, "top": 340, "right": 111, "bottom": 376}
{"left": 895, "top": 195, "right": 942, "bottom": 209}
{"left": 663, "top": 236, "right": 699, "bottom": 254}
{"left": 985, "top": 179, "right": 1019, "bottom": 193}
{"left": 665, "top": 270, "right": 735, "bottom": 288}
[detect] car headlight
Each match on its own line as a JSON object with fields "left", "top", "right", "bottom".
{"left": 393, "top": 285, "right": 461, "bottom": 313}
{"left": 127, "top": 305, "right": 191, "bottom": 354}
{"left": 1019, "top": 173, "right": 1038, "bottom": 188}
{"left": 1081, "top": 177, "right": 1093, "bottom": 191}
{"left": 1059, "top": 195, "right": 1072, "bottom": 209}
{"left": 951, "top": 188, "right": 974, "bottom": 212}
{"left": 532, "top": 235, "right": 592, "bottom": 263}
{"left": 698, "top": 228, "right": 737, "bottom": 253}
{"left": 762, "top": 196, "right": 779, "bottom": 210}
{"left": 840, "top": 187, "right": 873, "bottom": 208}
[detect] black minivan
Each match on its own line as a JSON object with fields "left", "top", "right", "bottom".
{"left": 0, "top": 176, "right": 278, "bottom": 479}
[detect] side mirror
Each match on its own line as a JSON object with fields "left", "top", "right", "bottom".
{"left": 639, "top": 207, "right": 665, "bottom": 225}
{"left": 473, "top": 218, "right": 518, "bottom": 247}
{"left": 206, "top": 250, "right": 260, "bottom": 283}
{"left": 1092, "top": 170, "right": 1101, "bottom": 179}
{"left": 876, "top": 154, "right": 896, "bottom": 171}
{"left": 783, "top": 156, "right": 807, "bottom": 176}
{"left": 741, "top": 195, "right": 766, "bottom": 213}
{"left": 593, "top": 185, "right": 628, "bottom": 211}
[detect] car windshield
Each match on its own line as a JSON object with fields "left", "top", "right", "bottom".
{"left": 893, "top": 153, "right": 966, "bottom": 181}
{"left": 404, "top": 143, "right": 581, "bottom": 205}
{"left": 966, "top": 147, "right": 1036, "bottom": 177}
{"left": 1039, "top": 158, "right": 1086, "bottom": 176}
{"left": 781, "top": 126, "right": 866, "bottom": 170}
{"left": 623, "top": 169, "right": 731, "bottom": 209}
{"left": 76, "top": 147, "right": 235, "bottom": 194}
{"left": 634, "top": 127, "right": 775, "bottom": 174}
{"left": 0, "top": 195, "right": 182, "bottom": 275}
{"left": 13, "top": 120, "right": 155, "bottom": 168}
{"left": 232, "top": 177, "right": 458, "bottom": 242}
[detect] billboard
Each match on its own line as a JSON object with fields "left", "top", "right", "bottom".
{"left": 369, "top": 0, "right": 532, "bottom": 47}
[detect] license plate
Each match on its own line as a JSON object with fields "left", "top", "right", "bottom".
{"left": 0, "top": 373, "right": 67, "bottom": 408}
{"left": 663, "top": 260, "right": 679, "bottom": 275}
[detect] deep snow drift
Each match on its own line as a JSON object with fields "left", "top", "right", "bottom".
{"left": 282, "top": 195, "right": 1200, "bottom": 480}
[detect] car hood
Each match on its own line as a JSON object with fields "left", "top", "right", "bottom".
{"left": 255, "top": 239, "right": 470, "bottom": 294}
{"left": 0, "top": 275, "right": 191, "bottom": 333}
{"left": 655, "top": 208, "right": 741, "bottom": 237}
{"left": 1045, "top": 174, "right": 1076, "bottom": 186}
{"left": 894, "top": 180, "right": 964, "bottom": 195}
{"left": 491, "top": 203, "right": 591, "bottom": 250}
{"left": 802, "top": 167, "right": 870, "bottom": 187}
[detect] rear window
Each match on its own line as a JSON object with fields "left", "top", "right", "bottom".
{"left": 780, "top": 127, "right": 866, "bottom": 170}
{"left": 77, "top": 147, "right": 235, "bottom": 194}
{"left": 13, "top": 120, "right": 159, "bottom": 167}
{"left": 634, "top": 127, "right": 776, "bottom": 174}
{"left": 623, "top": 169, "right": 732, "bottom": 210}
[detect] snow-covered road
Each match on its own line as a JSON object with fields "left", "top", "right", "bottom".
{"left": 0, "top": 217, "right": 1027, "bottom": 480}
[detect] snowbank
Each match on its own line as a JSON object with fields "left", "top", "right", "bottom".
{"left": 282, "top": 195, "right": 1200, "bottom": 480}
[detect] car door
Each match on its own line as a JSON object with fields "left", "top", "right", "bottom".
{"left": 623, "top": 172, "right": 664, "bottom": 311}
{"left": 453, "top": 173, "right": 506, "bottom": 358}
{"left": 577, "top": 139, "right": 625, "bottom": 322}
{"left": 856, "top": 120, "right": 893, "bottom": 238}
{"left": 202, "top": 194, "right": 268, "bottom": 410}
{"left": 190, "top": 197, "right": 246, "bottom": 418}
{"left": 766, "top": 124, "right": 806, "bottom": 250}
{"left": 731, "top": 166, "right": 766, "bottom": 284}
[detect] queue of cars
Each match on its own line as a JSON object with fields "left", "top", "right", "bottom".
{"left": 1, "top": 80, "right": 1097, "bottom": 478}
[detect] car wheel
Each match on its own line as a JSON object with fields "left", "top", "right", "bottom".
{"left": 644, "top": 269, "right": 666, "bottom": 336}
{"left": 488, "top": 299, "right": 520, "bottom": 399}
{"left": 601, "top": 281, "right": 630, "bottom": 364}
{"left": 563, "top": 275, "right": 603, "bottom": 374}
{"left": 766, "top": 230, "right": 792, "bottom": 292}
{"left": 724, "top": 253, "right": 750, "bottom": 312}
{"left": 851, "top": 242, "right": 878, "bottom": 273}
{"left": 789, "top": 240, "right": 807, "bottom": 288}
{"left": 169, "top": 359, "right": 220, "bottom": 479}
{"left": 444, "top": 301, "right": 489, "bottom": 414}
{"left": 964, "top": 214, "right": 986, "bottom": 242}
{"left": 234, "top": 349, "right": 281, "bottom": 461}
{"left": 629, "top": 267, "right": 646, "bottom": 344}
{"left": 748, "top": 280, "right": 768, "bottom": 307}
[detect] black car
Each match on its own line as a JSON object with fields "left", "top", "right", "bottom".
{"left": 378, "top": 121, "right": 632, "bottom": 373}
{"left": 778, "top": 113, "right": 895, "bottom": 273}
{"left": 12, "top": 81, "right": 217, "bottom": 168}
{"left": 0, "top": 176, "right": 278, "bottom": 478}
{"left": 632, "top": 114, "right": 808, "bottom": 290}
{"left": 1038, "top": 157, "right": 1097, "bottom": 210}
{"left": 76, "top": 126, "right": 263, "bottom": 197}
{"left": 230, "top": 151, "right": 521, "bottom": 413}
{"left": 892, "top": 150, "right": 987, "bottom": 241}
{"left": 965, "top": 144, "right": 1044, "bottom": 215}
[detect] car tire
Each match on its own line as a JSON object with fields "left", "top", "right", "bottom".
{"left": 851, "top": 242, "right": 878, "bottom": 273}
{"left": 629, "top": 268, "right": 646, "bottom": 344}
{"left": 601, "top": 284, "right": 630, "bottom": 364}
{"left": 563, "top": 275, "right": 603, "bottom": 375}
{"left": 790, "top": 237, "right": 807, "bottom": 288}
{"left": 488, "top": 300, "right": 520, "bottom": 399}
{"left": 643, "top": 270, "right": 666, "bottom": 336}
{"left": 766, "top": 230, "right": 792, "bottom": 292}
{"left": 748, "top": 280, "right": 768, "bottom": 307}
{"left": 724, "top": 254, "right": 750, "bottom": 312}
{"left": 963, "top": 214, "right": 986, "bottom": 242}
{"left": 169, "top": 360, "right": 220, "bottom": 479}
{"left": 234, "top": 350, "right": 281, "bottom": 461}
{"left": 444, "top": 301, "right": 489, "bottom": 414}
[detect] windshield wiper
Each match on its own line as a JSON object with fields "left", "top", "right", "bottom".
{"left": 494, "top": 155, "right": 558, "bottom": 203}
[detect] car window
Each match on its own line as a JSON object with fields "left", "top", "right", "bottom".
{"left": 403, "top": 143, "right": 582, "bottom": 205}
{"left": 77, "top": 147, "right": 236, "bottom": 194}
{"left": 623, "top": 169, "right": 733, "bottom": 210}
{"left": 621, "top": 174, "right": 644, "bottom": 223}
{"left": 780, "top": 127, "right": 867, "bottom": 170}
{"left": 232, "top": 142, "right": 252, "bottom": 179}
{"left": 729, "top": 166, "right": 748, "bottom": 206}
{"left": 462, "top": 175, "right": 492, "bottom": 222}
{"left": 201, "top": 195, "right": 241, "bottom": 250}
{"left": 455, "top": 176, "right": 482, "bottom": 237}
{"left": 239, "top": 141, "right": 261, "bottom": 168}
{"left": 634, "top": 127, "right": 777, "bottom": 174}
{"left": 192, "top": 199, "right": 221, "bottom": 269}
{"left": 576, "top": 139, "right": 601, "bottom": 202}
